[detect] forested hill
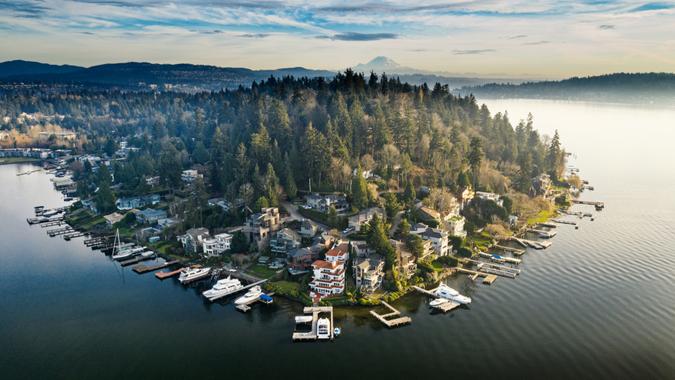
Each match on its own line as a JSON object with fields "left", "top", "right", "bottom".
{"left": 460, "top": 73, "right": 675, "bottom": 103}
{"left": 0, "top": 60, "right": 335, "bottom": 91}
{"left": 0, "top": 71, "right": 564, "bottom": 207}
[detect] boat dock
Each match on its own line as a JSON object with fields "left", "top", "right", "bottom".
{"left": 235, "top": 292, "right": 275, "bottom": 313}
{"left": 47, "top": 226, "right": 74, "bottom": 237}
{"left": 494, "top": 244, "right": 526, "bottom": 256}
{"left": 40, "top": 220, "right": 66, "bottom": 228}
{"left": 479, "top": 252, "right": 521, "bottom": 265}
{"left": 412, "top": 286, "right": 462, "bottom": 311}
{"left": 454, "top": 268, "right": 499, "bottom": 284}
{"left": 155, "top": 268, "right": 184, "bottom": 279}
{"left": 133, "top": 260, "right": 180, "bottom": 274}
{"left": 466, "top": 260, "right": 521, "bottom": 278}
{"left": 551, "top": 219, "right": 578, "bottom": 226}
{"left": 511, "top": 237, "right": 552, "bottom": 249}
{"left": 292, "top": 306, "right": 334, "bottom": 342}
{"left": 527, "top": 228, "right": 557, "bottom": 238}
{"left": 119, "top": 252, "right": 156, "bottom": 266}
{"left": 538, "top": 222, "right": 558, "bottom": 229}
{"left": 370, "top": 301, "right": 412, "bottom": 328}
{"left": 63, "top": 231, "right": 86, "bottom": 240}
{"left": 206, "top": 279, "right": 268, "bottom": 302}
{"left": 571, "top": 199, "right": 604, "bottom": 209}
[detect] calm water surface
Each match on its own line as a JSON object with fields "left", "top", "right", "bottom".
{"left": 1, "top": 99, "right": 674, "bottom": 379}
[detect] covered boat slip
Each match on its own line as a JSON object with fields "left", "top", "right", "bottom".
{"left": 292, "top": 306, "right": 334, "bottom": 342}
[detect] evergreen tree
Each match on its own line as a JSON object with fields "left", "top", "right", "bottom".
{"left": 351, "top": 165, "right": 369, "bottom": 209}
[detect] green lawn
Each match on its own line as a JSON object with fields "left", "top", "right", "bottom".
{"left": 247, "top": 264, "right": 280, "bottom": 279}
{"left": 527, "top": 209, "right": 556, "bottom": 225}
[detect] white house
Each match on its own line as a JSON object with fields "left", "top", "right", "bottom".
{"left": 446, "top": 215, "right": 467, "bottom": 238}
{"left": 348, "top": 207, "right": 384, "bottom": 230}
{"left": 202, "top": 233, "right": 233, "bottom": 256}
{"left": 309, "top": 242, "right": 349, "bottom": 298}
{"left": 410, "top": 223, "right": 452, "bottom": 256}
{"left": 181, "top": 169, "right": 203, "bottom": 183}
{"left": 475, "top": 191, "right": 504, "bottom": 207}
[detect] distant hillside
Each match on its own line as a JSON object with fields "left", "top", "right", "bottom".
{"left": 0, "top": 60, "right": 83, "bottom": 78}
{"left": 0, "top": 61, "right": 335, "bottom": 91}
{"left": 461, "top": 73, "right": 675, "bottom": 103}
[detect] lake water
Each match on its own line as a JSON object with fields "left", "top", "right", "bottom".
{"left": 1, "top": 99, "right": 674, "bottom": 379}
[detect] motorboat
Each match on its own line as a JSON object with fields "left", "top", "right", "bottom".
{"left": 179, "top": 267, "right": 212, "bottom": 285}
{"left": 202, "top": 276, "right": 242, "bottom": 300}
{"left": 295, "top": 315, "right": 313, "bottom": 324}
{"left": 140, "top": 250, "right": 156, "bottom": 259}
{"left": 434, "top": 283, "right": 472, "bottom": 305}
{"left": 234, "top": 286, "right": 263, "bottom": 305}
{"left": 317, "top": 317, "right": 331, "bottom": 339}
{"left": 429, "top": 298, "right": 450, "bottom": 307}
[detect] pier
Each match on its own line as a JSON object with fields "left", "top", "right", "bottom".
{"left": 155, "top": 268, "right": 184, "bottom": 279}
{"left": 494, "top": 244, "right": 526, "bottom": 256}
{"left": 119, "top": 252, "right": 156, "bottom": 266}
{"left": 551, "top": 219, "right": 578, "bottom": 226}
{"left": 47, "top": 226, "right": 74, "bottom": 237}
{"left": 478, "top": 252, "right": 521, "bottom": 265}
{"left": 454, "top": 268, "right": 499, "bottom": 284}
{"left": 527, "top": 228, "right": 557, "bottom": 238}
{"left": 206, "top": 279, "right": 268, "bottom": 302}
{"left": 235, "top": 292, "right": 274, "bottom": 313}
{"left": 571, "top": 199, "right": 604, "bottom": 209}
{"left": 132, "top": 260, "right": 179, "bottom": 274}
{"left": 292, "top": 306, "right": 335, "bottom": 342}
{"left": 464, "top": 259, "right": 520, "bottom": 278}
{"left": 370, "top": 301, "right": 412, "bottom": 328}
{"left": 510, "top": 237, "right": 552, "bottom": 249}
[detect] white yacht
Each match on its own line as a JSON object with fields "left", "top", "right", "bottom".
{"left": 112, "top": 246, "right": 145, "bottom": 261}
{"left": 179, "top": 267, "right": 212, "bottom": 284}
{"left": 234, "top": 286, "right": 263, "bottom": 305}
{"left": 317, "top": 317, "right": 331, "bottom": 340}
{"left": 434, "top": 283, "right": 472, "bottom": 305}
{"left": 202, "top": 276, "right": 243, "bottom": 300}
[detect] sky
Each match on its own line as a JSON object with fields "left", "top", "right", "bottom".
{"left": 1, "top": 0, "right": 675, "bottom": 78}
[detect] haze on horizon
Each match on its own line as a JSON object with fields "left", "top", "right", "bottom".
{"left": 1, "top": 0, "right": 675, "bottom": 79}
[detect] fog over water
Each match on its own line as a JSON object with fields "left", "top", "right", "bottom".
{"left": 1, "top": 99, "right": 673, "bottom": 379}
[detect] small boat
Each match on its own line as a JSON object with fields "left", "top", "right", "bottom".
{"left": 112, "top": 246, "right": 144, "bottom": 261}
{"left": 429, "top": 298, "right": 450, "bottom": 307}
{"left": 434, "top": 283, "right": 472, "bottom": 305}
{"left": 317, "top": 317, "right": 331, "bottom": 340}
{"left": 140, "top": 250, "right": 156, "bottom": 259}
{"left": 295, "top": 315, "right": 313, "bottom": 324}
{"left": 201, "top": 276, "right": 242, "bottom": 299}
{"left": 333, "top": 327, "right": 341, "bottom": 337}
{"left": 234, "top": 286, "right": 263, "bottom": 305}
{"left": 179, "top": 267, "right": 212, "bottom": 284}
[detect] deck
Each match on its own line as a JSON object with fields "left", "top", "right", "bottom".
{"left": 370, "top": 301, "right": 411, "bottom": 328}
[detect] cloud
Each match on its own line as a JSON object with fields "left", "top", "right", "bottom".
{"left": 598, "top": 24, "right": 615, "bottom": 29}
{"left": 508, "top": 34, "right": 528, "bottom": 39}
{"left": 523, "top": 40, "right": 550, "bottom": 45}
{"left": 0, "top": 0, "right": 50, "bottom": 18}
{"left": 452, "top": 49, "right": 496, "bottom": 55}
{"left": 239, "top": 33, "right": 270, "bottom": 38}
{"left": 321, "top": 32, "right": 398, "bottom": 41}
{"left": 629, "top": 2, "right": 674, "bottom": 12}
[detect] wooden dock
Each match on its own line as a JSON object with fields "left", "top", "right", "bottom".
{"left": 494, "top": 244, "right": 526, "bottom": 256}
{"left": 292, "top": 306, "right": 335, "bottom": 342}
{"left": 527, "top": 228, "right": 557, "bottom": 238}
{"left": 551, "top": 218, "right": 578, "bottom": 226}
{"left": 235, "top": 292, "right": 274, "bottom": 312}
{"left": 155, "top": 267, "right": 184, "bottom": 279}
{"left": 132, "top": 260, "right": 179, "bottom": 274}
{"left": 370, "top": 301, "right": 412, "bottom": 328}
{"left": 455, "top": 268, "right": 503, "bottom": 283}
{"left": 511, "top": 237, "right": 551, "bottom": 249}
{"left": 119, "top": 253, "right": 156, "bottom": 266}
{"left": 571, "top": 199, "right": 604, "bottom": 208}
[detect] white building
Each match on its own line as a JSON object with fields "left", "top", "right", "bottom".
{"left": 475, "top": 191, "right": 503, "bottom": 207}
{"left": 411, "top": 223, "right": 452, "bottom": 256}
{"left": 446, "top": 215, "right": 467, "bottom": 238}
{"left": 181, "top": 169, "right": 203, "bottom": 183}
{"left": 348, "top": 207, "right": 384, "bottom": 230}
{"left": 309, "top": 242, "right": 349, "bottom": 298}
{"left": 202, "top": 233, "right": 233, "bottom": 256}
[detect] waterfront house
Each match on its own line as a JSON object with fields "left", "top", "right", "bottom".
{"left": 410, "top": 223, "right": 451, "bottom": 257}
{"left": 243, "top": 207, "right": 281, "bottom": 250}
{"left": 202, "top": 233, "right": 233, "bottom": 256}
{"left": 348, "top": 207, "right": 385, "bottom": 231}
{"left": 181, "top": 169, "right": 202, "bottom": 183}
{"left": 530, "top": 173, "right": 552, "bottom": 198}
{"left": 353, "top": 255, "right": 385, "bottom": 293}
{"left": 288, "top": 247, "right": 319, "bottom": 270}
{"left": 116, "top": 194, "right": 160, "bottom": 211}
{"left": 135, "top": 208, "right": 167, "bottom": 225}
{"left": 475, "top": 191, "right": 504, "bottom": 207}
{"left": 178, "top": 227, "right": 210, "bottom": 254}
{"left": 138, "top": 226, "right": 161, "bottom": 241}
{"left": 300, "top": 219, "right": 318, "bottom": 238}
{"left": 309, "top": 242, "right": 349, "bottom": 298}
{"left": 391, "top": 239, "right": 417, "bottom": 279}
{"left": 103, "top": 212, "right": 124, "bottom": 228}
{"left": 270, "top": 228, "right": 302, "bottom": 256}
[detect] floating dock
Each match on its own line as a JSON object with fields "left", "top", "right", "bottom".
{"left": 511, "top": 237, "right": 552, "bottom": 249}
{"left": 479, "top": 252, "right": 521, "bottom": 265}
{"left": 551, "top": 219, "right": 578, "bottom": 226}
{"left": 571, "top": 199, "right": 604, "bottom": 209}
{"left": 292, "top": 306, "right": 335, "bottom": 342}
{"left": 155, "top": 268, "right": 184, "bottom": 279}
{"left": 132, "top": 260, "right": 179, "bottom": 274}
{"left": 454, "top": 268, "right": 500, "bottom": 284}
{"left": 119, "top": 252, "right": 156, "bottom": 266}
{"left": 527, "top": 228, "right": 557, "bottom": 238}
{"left": 370, "top": 301, "right": 412, "bottom": 328}
{"left": 494, "top": 244, "right": 526, "bottom": 256}
{"left": 235, "top": 292, "right": 275, "bottom": 313}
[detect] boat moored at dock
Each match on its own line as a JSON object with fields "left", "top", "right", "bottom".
{"left": 434, "top": 284, "right": 472, "bottom": 305}
{"left": 202, "top": 276, "right": 243, "bottom": 300}
{"left": 179, "top": 267, "right": 212, "bottom": 285}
